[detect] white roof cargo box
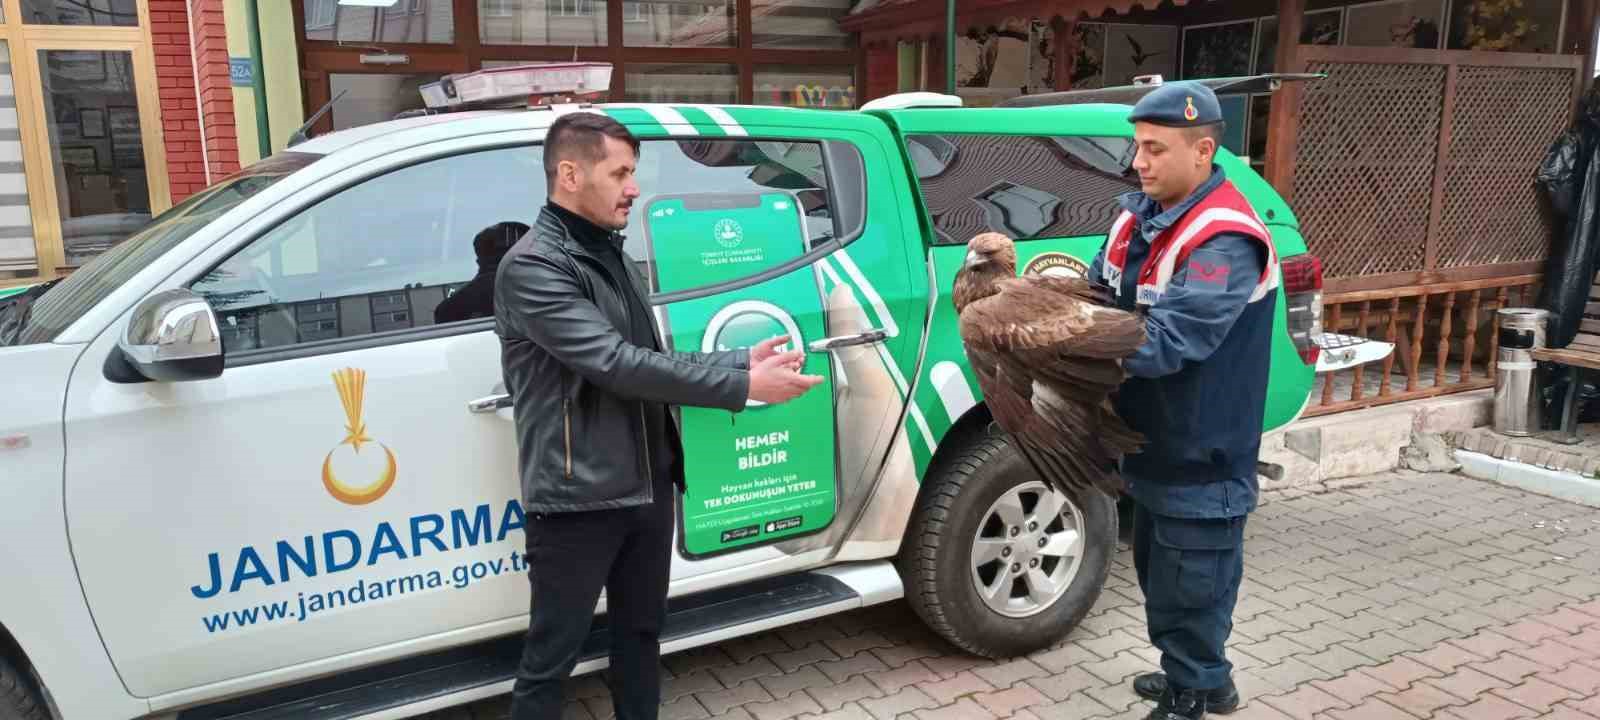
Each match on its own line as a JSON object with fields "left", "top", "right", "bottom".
{"left": 419, "top": 62, "right": 613, "bottom": 109}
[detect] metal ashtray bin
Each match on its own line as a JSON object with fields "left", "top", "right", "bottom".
{"left": 1493, "top": 308, "right": 1550, "bottom": 436}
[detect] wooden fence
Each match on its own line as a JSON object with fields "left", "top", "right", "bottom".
{"left": 1311, "top": 277, "right": 1539, "bottom": 416}
{"left": 1276, "top": 45, "right": 1582, "bottom": 416}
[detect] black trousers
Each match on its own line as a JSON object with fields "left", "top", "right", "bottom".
{"left": 510, "top": 478, "right": 674, "bottom": 720}
{"left": 1132, "top": 502, "right": 1247, "bottom": 692}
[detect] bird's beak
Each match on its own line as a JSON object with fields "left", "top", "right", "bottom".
{"left": 964, "top": 250, "right": 982, "bottom": 269}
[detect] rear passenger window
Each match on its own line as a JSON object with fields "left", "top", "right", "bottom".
{"left": 629, "top": 138, "right": 862, "bottom": 295}
{"left": 630, "top": 139, "right": 848, "bottom": 252}
{"left": 906, "top": 134, "right": 1139, "bottom": 245}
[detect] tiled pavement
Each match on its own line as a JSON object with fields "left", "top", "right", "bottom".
{"left": 428, "top": 471, "right": 1600, "bottom": 720}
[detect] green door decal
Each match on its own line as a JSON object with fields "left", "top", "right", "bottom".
{"left": 645, "top": 191, "right": 838, "bottom": 557}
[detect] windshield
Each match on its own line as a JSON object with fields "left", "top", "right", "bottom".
{"left": 0, "top": 151, "right": 321, "bottom": 347}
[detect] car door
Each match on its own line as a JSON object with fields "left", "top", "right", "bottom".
{"left": 636, "top": 121, "right": 929, "bottom": 566}
{"left": 622, "top": 138, "right": 846, "bottom": 562}
{"left": 62, "top": 140, "right": 546, "bottom": 698}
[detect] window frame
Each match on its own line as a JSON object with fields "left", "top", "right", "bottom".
{"left": 189, "top": 140, "right": 543, "bottom": 368}
{"left": 307, "top": 0, "right": 337, "bottom": 30}
{"left": 552, "top": 0, "right": 595, "bottom": 19}
{"left": 188, "top": 134, "right": 866, "bottom": 367}
{"left": 644, "top": 135, "right": 866, "bottom": 305}
{"left": 293, "top": 0, "right": 859, "bottom": 113}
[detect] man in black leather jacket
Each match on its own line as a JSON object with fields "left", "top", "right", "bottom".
{"left": 494, "top": 111, "right": 823, "bottom": 719}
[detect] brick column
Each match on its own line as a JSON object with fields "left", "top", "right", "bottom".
{"left": 863, "top": 42, "right": 898, "bottom": 103}
{"left": 148, "top": 0, "right": 239, "bottom": 204}
{"left": 190, "top": 0, "right": 239, "bottom": 181}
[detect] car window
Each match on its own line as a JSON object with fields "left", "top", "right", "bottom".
{"left": 628, "top": 139, "right": 843, "bottom": 263}
{"left": 906, "top": 134, "right": 1140, "bottom": 245}
{"left": 0, "top": 152, "right": 320, "bottom": 347}
{"left": 192, "top": 145, "right": 545, "bottom": 354}
{"left": 629, "top": 138, "right": 853, "bottom": 296}
{"left": 191, "top": 137, "right": 853, "bottom": 355}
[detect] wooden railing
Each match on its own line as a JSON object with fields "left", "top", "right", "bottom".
{"left": 1306, "top": 275, "right": 1539, "bottom": 417}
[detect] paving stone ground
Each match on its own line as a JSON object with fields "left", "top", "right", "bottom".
{"left": 422, "top": 471, "right": 1600, "bottom": 720}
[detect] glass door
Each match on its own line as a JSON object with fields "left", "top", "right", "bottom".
{"left": 31, "top": 45, "right": 158, "bottom": 269}
{"left": 326, "top": 72, "right": 444, "bottom": 130}
{"left": 298, "top": 0, "right": 466, "bottom": 137}
{"left": 0, "top": 0, "right": 168, "bottom": 282}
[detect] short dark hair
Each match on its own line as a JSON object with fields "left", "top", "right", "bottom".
{"left": 544, "top": 112, "right": 639, "bottom": 183}
{"left": 1183, "top": 121, "right": 1226, "bottom": 147}
{"left": 474, "top": 220, "right": 530, "bottom": 259}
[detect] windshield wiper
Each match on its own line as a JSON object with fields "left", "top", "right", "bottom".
{"left": 0, "top": 299, "right": 32, "bottom": 344}
{"left": 0, "top": 278, "right": 59, "bottom": 346}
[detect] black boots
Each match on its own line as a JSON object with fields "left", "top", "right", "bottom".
{"left": 1143, "top": 687, "right": 1206, "bottom": 720}
{"left": 1133, "top": 673, "right": 1241, "bottom": 719}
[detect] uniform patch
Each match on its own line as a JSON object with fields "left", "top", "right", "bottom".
{"left": 1102, "top": 265, "right": 1123, "bottom": 291}
{"left": 1186, "top": 249, "right": 1232, "bottom": 288}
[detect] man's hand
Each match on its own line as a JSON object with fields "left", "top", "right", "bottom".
{"left": 750, "top": 335, "right": 796, "bottom": 368}
{"left": 748, "top": 351, "right": 823, "bottom": 404}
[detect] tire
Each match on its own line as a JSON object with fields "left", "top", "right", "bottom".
{"left": 897, "top": 430, "right": 1117, "bottom": 658}
{"left": 0, "top": 654, "right": 48, "bottom": 720}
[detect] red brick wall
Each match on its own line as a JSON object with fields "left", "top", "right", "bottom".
{"left": 191, "top": 0, "right": 239, "bottom": 181}
{"left": 863, "top": 44, "right": 898, "bottom": 104}
{"left": 148, "top": 0, "right": 239, "bottom": 204}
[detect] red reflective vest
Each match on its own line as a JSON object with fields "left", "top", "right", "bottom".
{"left": 1100, "top": 180, "right": 1278, "bottom": 307}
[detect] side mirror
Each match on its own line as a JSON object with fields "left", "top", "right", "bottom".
{"left": 115, "top": 289, "right": 224, "bottom": 382}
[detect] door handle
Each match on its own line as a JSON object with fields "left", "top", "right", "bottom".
{"left": 808, "top": 329, "right": 887, "bottom": 353}
{"left": 467, "top": 393, "right": 512, "bottom": 413}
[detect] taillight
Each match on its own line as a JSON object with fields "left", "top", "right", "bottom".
{"left": 1281, "top": 254, "right": 1324, "bottom": 366}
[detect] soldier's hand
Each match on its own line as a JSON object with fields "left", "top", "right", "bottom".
{"left": 747, "top": 351, "right": 824, "bottom": 404}
{"left": 1087, "top": 281, "right": 1117, "bottom": 307}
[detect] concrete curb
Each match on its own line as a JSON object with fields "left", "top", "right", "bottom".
{"left": 1257, "top": 389, "right": 1491, "bottom": 491}
{"left": 1455, "top": 449, "right": 1600, "bottom": 509}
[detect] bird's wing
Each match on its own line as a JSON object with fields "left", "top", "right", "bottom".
{"left": 958, "top": 277, "right": 1146, "bottom": 499}
{"left": 971, "top": 344, "right": 1131, "bottom": 498}
{"left": 960, "top": 277, "right": 1144, "bottom": 361}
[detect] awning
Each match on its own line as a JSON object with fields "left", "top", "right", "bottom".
{"left": 840, "top": 0, "right": 1212, "bottom": 40}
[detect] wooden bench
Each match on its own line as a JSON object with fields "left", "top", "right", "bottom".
{"left": 1529, "top": 283, "right": 1600, "bottom": 443}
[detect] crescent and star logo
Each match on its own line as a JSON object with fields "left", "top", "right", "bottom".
{"left": 322, "top": 367, "right": 398, "bottom": 505}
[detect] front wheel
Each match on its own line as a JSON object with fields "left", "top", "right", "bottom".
{"left": 0, "top": 654, "right": 50, "bottom": 720}
{"left": 897, "top": 431, "right": 1117, "bottom": 658}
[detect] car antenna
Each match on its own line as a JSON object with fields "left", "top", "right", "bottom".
{"left": 287, "top": 89, "right": 348, "bottom": 148}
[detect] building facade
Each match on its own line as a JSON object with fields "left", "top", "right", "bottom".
{"left": 0, "top": 0, "right": 862, "bottom": 290}
{"left": 289, "top": 0, "right": 858, "bottom": 137}
{"left": 8, "top": 0, "right": 1598, "bottom": 424}
{"left": 0, "top": 0, "right": 213, "bottom": 284}
{"left": 843, "top": 0, "right": 1599, "bottom": 416}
